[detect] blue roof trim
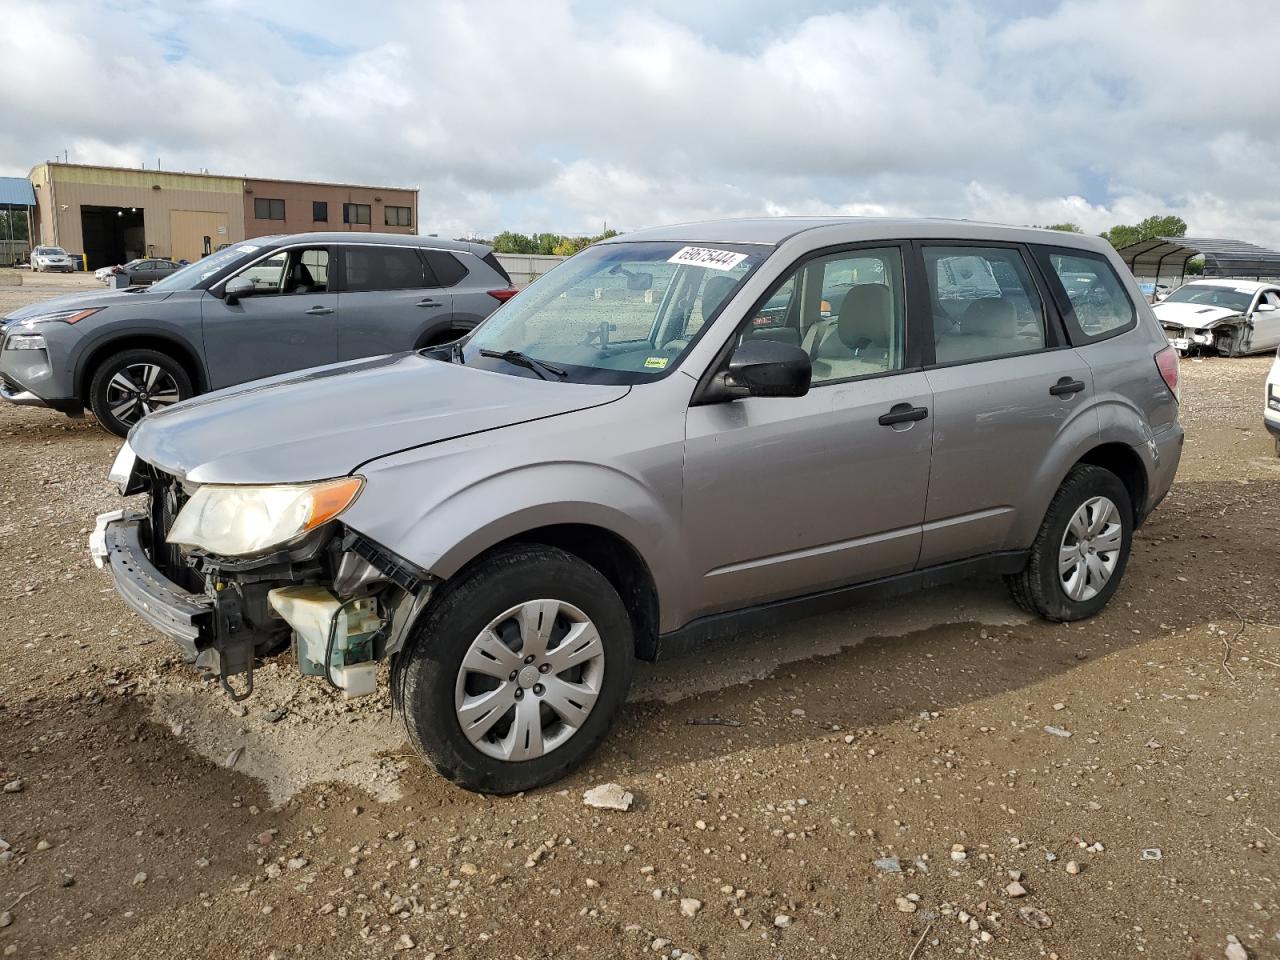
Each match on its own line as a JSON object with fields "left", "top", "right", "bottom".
{"left": 0, "top": 177, "right": 36, "bottom": 207}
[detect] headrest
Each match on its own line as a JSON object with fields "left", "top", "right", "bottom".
{"left": 701, "top": 275, "right": 737, "bottom": 320}
{"left": 961, "top": 297, "right": 1016, "bottom": 337}
{"left": 837, "top": 283, "right": 893, "bottom": 350}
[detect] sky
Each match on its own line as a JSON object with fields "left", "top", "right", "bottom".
{"left": 3, "top": 0, "right": 1279, "bottom": 245}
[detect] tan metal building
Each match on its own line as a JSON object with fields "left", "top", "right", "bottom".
{"left": 28, "top": 163, "right": 418, "bottom": 270}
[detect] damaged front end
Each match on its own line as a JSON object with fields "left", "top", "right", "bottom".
{"left": 89, "top": 449, "right": 434, "bottom": 701}
{"left": 1162, "top": 314, "right": 1253, "bottom": 357}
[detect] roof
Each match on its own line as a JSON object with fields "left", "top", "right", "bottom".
{"left": 266, "top": 231, "right": 487, "bottom": 254}
{"left": 0, "top": 177, "right": 36, "bottom": 207}
{"left": 1117, "top": 236, "right": 1280, "bottom": 279}
{"left": 30, "top": 162, "right": 417, "bottom": 194}
{"left": 607, "top": 216, "right": 1112, "bottom": 252}
{"left": 1178, "top": 278, "right": 1278, "bottom": 293}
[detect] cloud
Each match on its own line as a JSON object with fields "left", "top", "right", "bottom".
{"left": 2, "top": 0, "right": 1278, "bottom": 245}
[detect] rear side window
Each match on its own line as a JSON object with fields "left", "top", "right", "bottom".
{"left": 1034, "top": 247, "right": 1135, "bottom": 343}
{"left": 482, "top": 252, "right": 511, "bottom": 285}
{"left": 925, "top": 246, "right": 1046, "bottom": 364}
{"left": 342, "top": 246, "right": 427, "bottom": 292}
{"left": 423, "top": 250, "right": 467, "bottom": 287}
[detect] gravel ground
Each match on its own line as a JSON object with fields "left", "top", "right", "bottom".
{"left": 1, "top": 272, "right": 1279, "bottom": 959}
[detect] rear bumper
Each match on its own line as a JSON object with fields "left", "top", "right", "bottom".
{"left": 91, "top": 511, "right": 213, "bottom": 661}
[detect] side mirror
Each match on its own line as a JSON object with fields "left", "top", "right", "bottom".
{"left": 1255, "top": 302, "right": 1277, "bottom": 313}
{"left": 724, "top": 338, "right": 811, "bottom": 398}
{"left": 223, "top": 275, "right": 255, "bottom": 305}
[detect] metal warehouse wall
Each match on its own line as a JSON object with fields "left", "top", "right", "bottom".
{"left": 494, "top": 253, "right": 565, "bottom": 286}
{"left": 30, "top": 164, "right": 246, "bottom": 267}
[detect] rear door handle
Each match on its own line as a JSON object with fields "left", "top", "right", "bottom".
{"left": 304, "top": 306, "right": 334, "bottom": 316}
{"left": 878, "top": 403, "right": 929, "bottom": 426}
{"left": 1049, "top": 377, "right": 1086, "bottom": 397}
{"left": 417, "top": 299, "right": 442, "bottom": 308}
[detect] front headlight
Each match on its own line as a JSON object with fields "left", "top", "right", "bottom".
{"left": 5, "top": 333, "right": 47, "bottom": 350}
{"left": 166, "top": 477, "right": 364, "bottom": 556}
{"left": 21, "top": 307, "right": 102, "bottom": 326}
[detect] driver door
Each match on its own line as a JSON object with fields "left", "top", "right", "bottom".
{"left": 200, "top": 246, "right": 339, "bottom": 389}
{"left": 682, "top": 244, "right": 934, "bottom": 621}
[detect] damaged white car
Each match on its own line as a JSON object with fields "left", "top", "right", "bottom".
{"left": 1154, "top": 279, "right": 1280, "bottom": 356}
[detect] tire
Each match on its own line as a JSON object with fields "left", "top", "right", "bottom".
{"left": 1005, "top": 464, "right": 1133, "bottom": 622}
{"left": 87, "top": 348, "right": 194, "bottom": 438}
{"left": 392, "top": 543, "right": 634, "bottom": 794}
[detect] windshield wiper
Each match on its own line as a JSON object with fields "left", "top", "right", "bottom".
{"left": 478, "top": 349, "right": 567, "bottom": 381}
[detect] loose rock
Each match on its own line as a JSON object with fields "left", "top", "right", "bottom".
{"left": 2, "top": 780, "right": 22, "bottom": 794}
{"left": 1017, "top": 905, "right": 1053, "bottom": 929}
{"left": 680, "top": 897, "right": 703, "bottom": 917}
{"left": 582, "top": 783, "right": 634, "bottom": 812}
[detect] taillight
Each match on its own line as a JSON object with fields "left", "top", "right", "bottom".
{"left": 1155, "top": 346, "right": 1180, "bottom": 402}
{"left": 487, "top": 287, "right": 518, "bottom": 303}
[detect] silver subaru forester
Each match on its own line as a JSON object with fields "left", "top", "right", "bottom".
{"left": 91, "top": 217, "right": 1183, "bottom": 793}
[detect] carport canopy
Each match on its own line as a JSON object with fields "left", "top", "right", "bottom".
{"left": 0, "top": 176, "right": 36, "bottom": 266}
{"left": 1118, "top": 236, "right": 1280, "bottom": 284}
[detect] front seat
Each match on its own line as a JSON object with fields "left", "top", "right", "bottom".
{"left": 810, "top": 283, "right": 894, "bottom": 379}
{"left": 936, "top": 297, "right": 1016, "bottom": 362}
{"left": 701, "top": 275, "right": 737, "bottom": 321}
{"left": 286, "top": 261, "right": 318, "bottom": 295}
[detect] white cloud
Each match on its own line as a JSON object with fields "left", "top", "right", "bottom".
{"left": 2, "top": 0, "right": 1278, "bottom": 245}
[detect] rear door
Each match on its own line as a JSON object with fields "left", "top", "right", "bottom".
{"left": 200, "top": 244, "right": 339, "bottom": 388}
{"left": 336, "top": 244, "right": 453, "bottom": 358}
{"left": 915, "top": 241, "right": 1097, "bottom": 565}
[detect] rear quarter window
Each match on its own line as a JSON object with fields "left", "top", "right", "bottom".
{"left": 422, "top": 250, "right": 467, "bottom": 287}
{"left": 1033, "top": 246, "right": 1136, "bottom": 344}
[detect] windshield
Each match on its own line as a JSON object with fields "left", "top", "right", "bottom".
{"left": 460, "top": 241, "right": 764, "bottom": 384}
{"left": 1162, "top": 284, "right": 1254, "bottom": 312}
{"left": 35, "top": 247, "right": 65, "bottom": 256}
{"left": 150, "top": 242, "right": 269, "bottom": 292}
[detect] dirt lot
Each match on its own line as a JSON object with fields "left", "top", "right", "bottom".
{"left": 2, "top": 272, "right": 1279, "bottom": 959}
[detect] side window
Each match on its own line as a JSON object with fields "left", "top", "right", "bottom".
{"left": 343, "top": 203, "right": 371, "bottom": 225}
{"left": 1265, "top": 291, "right": 1280, "bottom": 310}
{"left": 285, "top": 249, "right": 329, "bottom": 294}
{"left": 342, "top": 246, "right": 427, "bottom": 292}
{"left": 254, "top": 198, "right": 285, "bottom": 221}
{"left": 422, "top": 250, "right": 467, "bottom": 287}
{"left": 312, "top": 201, "right": 328, "bottom": 222}
{"left": 743, "top": 247, "right": 906, "bottom": 384}
{"left": 926, "top": 246, "right": 1045, "bottom": 363}
{"left": 237, "top": 254, "right": 287, "bottom": 293}
{"left": 384, "top": 205, "right": 413, "bottom": 227}
{"left": 1035, "top": 247, "right": 1135, "bottom": 342}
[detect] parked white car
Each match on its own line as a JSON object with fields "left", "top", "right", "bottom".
{"left": 1154, "top": 279, "right": 1280, "bottom": 356}
{"left": 30, "top": 246, "right": 77, "bottom": 273}
{"left": 1266, "top": 349, "right": 1280, "bottom": 456}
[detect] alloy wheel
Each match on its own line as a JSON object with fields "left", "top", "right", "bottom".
{"left": 454, "top": 599, "right": 606, "bottom": 762}
{"left": 1058, "top": 495, "right": 1123, "bottom": 602}
{"left": 104, "top": 363, "right": 181, "bottom": 426}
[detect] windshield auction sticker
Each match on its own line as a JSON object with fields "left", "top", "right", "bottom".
{"left": 667, "top": 246, "right": 749, "bottom": 271}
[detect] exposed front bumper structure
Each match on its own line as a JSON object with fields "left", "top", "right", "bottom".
{"left": 92, "top": 511, "right": 214, "bottom": 660}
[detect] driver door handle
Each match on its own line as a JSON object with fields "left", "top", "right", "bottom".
{"left": 878, "top": 403, "right": 929, "bottom": 426}
{"left": 304, "top": 305, "right": 334, "bottom": 316}
{"left": 417, "top": 299, "right": 442, "bottom": 308}
{"left": 1049, "top": 377, "right": 1086, "bottom": 396}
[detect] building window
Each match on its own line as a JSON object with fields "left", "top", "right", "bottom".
{"left": 254, "top": 197, "right": 285, "bottom": 221}
{"left": 343, "top": 203, "right": 371, "bottom": 225}
{"left": 313, "top": 201, "right": 328, "bottom": 222}
{"left": 384, "top": 205, "right": 412, "bottom": 227}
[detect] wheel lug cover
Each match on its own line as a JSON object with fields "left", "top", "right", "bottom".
{"left": 524, "top": 655, "right": 535, "bottom": 664}
{"left": 533, "top": 683, "right": 544, "bottom": 696}
{"left": 538, "top": 663, "right": 550, "bottom": 673}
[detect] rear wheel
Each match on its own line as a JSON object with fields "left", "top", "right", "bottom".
{"left": 1005, "top": 464, "right": 1133, "bottom": 621}
{"left": 88, "top": 348, "right": 193, "bottom": 437}
{"left": 392, "top": 544, "right": 633, "bottom": 793}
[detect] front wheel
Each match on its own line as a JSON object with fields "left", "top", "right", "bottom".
{"left": 1005, "top": 464, "right": 1133, "bottom": 621}
{"left": 392, "top": 544, "right": 634, "bottom": 793}
{"left": 88, "top": 348, "right": 193, "bottom": 437}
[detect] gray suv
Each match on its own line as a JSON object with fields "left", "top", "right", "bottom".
{"left": 1, "top": 233, "right": 514, "bottom": 436}
{"left": 89, "top": 217, "right": 1183, "bottom": 793}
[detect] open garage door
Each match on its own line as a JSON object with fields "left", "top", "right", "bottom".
{"left": 171, "top": 209, "right": 230, "bottom": 262}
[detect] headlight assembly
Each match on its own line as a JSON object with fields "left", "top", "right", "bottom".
{"left": 166, "top": 477, "right": 364, "bottom": 556}
{"left": 4, "top": 333, "right": 47, "bottom": 350}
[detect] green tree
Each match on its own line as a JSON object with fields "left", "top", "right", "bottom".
{"left": 1100, "top": 215, "right": 1187, "bottom": 250}
{"left": 491, "top": 231, "right": 536, "bottom": 254}
{"left": 1040, "top": 222, "right": 1083, "bottom": 233}
{"left": 0, "top": 209, "right": 29, "bottom": 241}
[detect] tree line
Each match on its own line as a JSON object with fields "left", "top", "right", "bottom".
{"left": 480, "top": 229, "right": 621, "bottom": 257}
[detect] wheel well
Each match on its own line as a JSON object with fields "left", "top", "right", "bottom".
{"left": 488, "top": 524, "right": 660, "bottom": 661}
{"left": 1075, "top": 443, "right": 1148, "bottom": 526}
{"left": 78, "top": 335, "right": 206, "bottom": 400}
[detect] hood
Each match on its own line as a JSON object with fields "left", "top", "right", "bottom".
{"left": 1152, "top": 301, "right": 1243, "bottom": 329}
{"left": 128, "top": 352, "right": 629, "bottom": 485}
{"left": 3, "top": 287, "right": 172, "bottom": 323}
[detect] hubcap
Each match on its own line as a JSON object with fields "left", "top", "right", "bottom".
{"left": 454, "top": 599, "right": 605, "bottom": 762}
{"left": 1058, "top": 495, "right": 1123, "bottom": 602}
{"left": 104, "top": 363, "right": 181, "bottom": 426}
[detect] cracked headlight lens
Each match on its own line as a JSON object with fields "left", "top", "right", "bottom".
{"left": 166, "top": 477, "right": 364, "bottom": 556}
